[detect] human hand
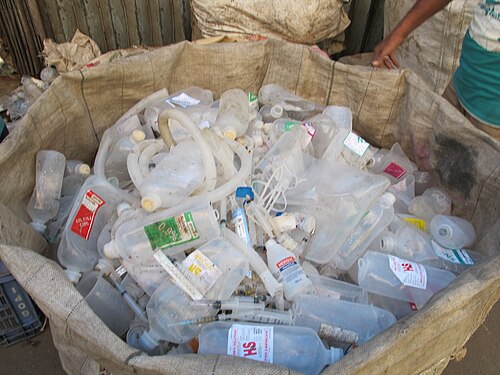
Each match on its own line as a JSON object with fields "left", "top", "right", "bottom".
{"left": 371, "top": 33, "right": 405, "bottom": 69}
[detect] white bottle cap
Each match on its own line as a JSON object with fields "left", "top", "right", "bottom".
{"left": 116, "top": 202, "right": 133, "bottom": 217}
{"left": 380, "top": 234, "right": 395, "bottom": 251}
{"left": 381, "top": 192, "right": 396, "bottom": 206}
{"left": 270, "top": 105, "right": 284, "bottom": 118}
{"left": 30, "top": 221, "right": 46, "bottom": 234}
{"left": 64, "top": 269, "right": 81, "bottom": 284}
{"left": 95, "top": 258, "right": 114, "bottom": 274}
{"left": 103, "top": 241, "right": 119, "bottom": 259}
{"left": 77, "top": 163, "right": 91, "bottom": 176}
{"left": 131, "top": 130, "right": 146, "bottom": 143}
{"left": 141, "top": 194, "right": 162, "bottom": 212}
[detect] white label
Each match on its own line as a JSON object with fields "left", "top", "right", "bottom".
{"left": 115, "top": 265, "right": 127, "bottom": 277}
{"left": 153, "top": 250, "right": 203, "bottom": 300}
{"left": 343, "top": 132, "right": 370, "bottom": 157}
{"left": 227, "top": 324, "right": 273, "bottom": 363}
{"left": 431, "top": 240, "right": 474, "bottom": 265}
{"left": 388, "top": 255, "right": 427, "bottom": 290}
{"left": 180, "top": 250, "right": 222, "bottom": 295}
{"left": 232, "top": 208, "right": 252, "bottom": 246}
{"left": 167, "top": 93, "right": 200, "bottom": 108}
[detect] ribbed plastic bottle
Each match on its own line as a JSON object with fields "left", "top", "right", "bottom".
{"left": 198, "top": 322, "right": 343, "bottom": 375}
{"left": 357, "top": 251, "right": 456, "bottom": 308}
{"left": 27, "top": 150, "right": 66, "bottom": 233}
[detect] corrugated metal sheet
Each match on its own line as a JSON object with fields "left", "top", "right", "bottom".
{"left": 0, "top": 0, "right": 190, "bottom": 75}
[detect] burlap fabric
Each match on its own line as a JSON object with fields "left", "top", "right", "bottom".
{"left": 0, "top": 38, "right": 498, "bottom": 374}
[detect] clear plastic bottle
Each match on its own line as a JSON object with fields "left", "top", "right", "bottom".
{"left": 357, "top": 251, "right": 456, "bottom": 308}
{"left": 104, "top": 198, "right": 221, "bottom": 261}
{"left": 214, "top": 88, "right": 250, "bottom": 139}
{"left": 332, "top": 193, "right": 396, "bottom": 271}
{"left": 198, "top": 322, "right": 343, "bottom": 375}
{"left": 64, "top": 159, "right": 91, "bottom": 177}
{"left": 292, "top": 294, "right": 396, "bottom": 344}
{"left": 139, "top": 237, "right": 249, "bottom": 347}
{"left": 321, "top": 106, "right": 352, "bottom": 162}
{"left": 139, "top": 140, "right": 205, "bottom": 212}
{"left": 366, "top": 143, "right": 414, "bottom": 184}
{"left": 265, "top": 239, "right": 313, "bottom": 301}
{"left": 408, "top": 187, "right": 451, "bottom": 222}
{"left": 258, "top": 84, "right": 321, "bottom": 120}
{"left": 27, "top": 150, "right": 66, "bottom": 233}
{"left": 57, "top": 176, "right": 128, "bottom": 283}
{"left": 259, "top": 104, "right": 284, "bottom": 123}
{"left": 429, "top": 215, "right": 476, "bottom": 249}
{"left": 105, "top": 129, "right": 145, "bottom": 187}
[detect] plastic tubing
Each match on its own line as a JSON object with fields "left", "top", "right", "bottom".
{"left": 158, "top": 109, "right": 217, "bottom": 192}
{"left": 138, "top": 139, "right": 167, "bottom": 176}
{"left": 127, "top": 140, "right": 157, "bottom": 188}
{"left": 201, "top": 128, "right": 235, "bottom": 183}
{"left": 116, "top": 88, "right": 168, "bottom": 126}
{"left": 223, "top": 228, "right": 279, "bottom": 297}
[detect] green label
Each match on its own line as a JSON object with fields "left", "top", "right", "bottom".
{"left": 144, "top": 212, "right": 199, "bottom": 251}
{"left": 248, "top": 92, "right": 258, "bottom": 103}
{"left": 284, "top": 121, "right": 300, "bottom": 131}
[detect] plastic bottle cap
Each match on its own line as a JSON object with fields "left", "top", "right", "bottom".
{"left": 381, "top": 192, "right": 397, "bottom": 206}
{"left": 139, "top": 330, "right": 159, "bottom": 352}
{"left": 30, "top": 221, "right": 46, "bottom": 234}
{"left": 95, "top": 258, "right": 114, "bottom": 274}
{"left": 438, "top": 224, "right": 452, "bottom": 239}
{"left": 103, "top": 241, "right": 119, "bottom": 259}
{"left": 270, "top": 105, "right": 284, "bottom": 118}
{"left": 380, "top": 235, "right": 395, "bottom": 251}
{"left": 116, "top": 202, "right": 133, "bottom": 217}
{"left": 141, "top": 195, "right": 161, "bottom": 212}
{"left": 131, "top": 130, "right": 146, "bottom": 143}
{"left": 77, "top": 163, "right": 91, "bottom": 176}
{"left": 64, "top": 269, "right": 81, "bottom": 284}
{"left": 224, "top": 129, "right": 237, "bottom": 140}
{"left": 254, "top": 120, "right": 264, "bottom": 130}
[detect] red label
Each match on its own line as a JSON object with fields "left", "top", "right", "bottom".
{"left": 383, "top": 162, "right": 406, "bottom": 179}
{"left": 302, "top": 122, "right": 316, "bottom": 139}
{"left": 409, "top": 302, "right": 418, "bottom": 311}
{"left": 276, "top": 256, "right": 296, "bottom": 269}
{"left": 70, "top": 190, "right": 105, "bottom": 240}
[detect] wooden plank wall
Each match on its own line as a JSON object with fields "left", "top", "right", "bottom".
{"left": 342, "top": 0, "right": 385, "bottom": 56}
{"left": 0, "top": 0, "right": 190, "bottom": 75}
{"left": 39, "top": 0, "right": 190, "bottom": 51}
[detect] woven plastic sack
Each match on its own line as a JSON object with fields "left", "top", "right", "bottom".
{"left": 0, "top": 39, "right": 499, "bottom": 375}
{"left": 385, "top": 0, "right": 480, "bottom": 94}
{"left": 190, "top": 0, "right": 350, "bottom": 46}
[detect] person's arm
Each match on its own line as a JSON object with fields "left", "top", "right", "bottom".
{"left": 371, "top": 0, "right": 453, "bottom": 68}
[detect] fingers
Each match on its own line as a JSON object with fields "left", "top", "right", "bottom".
{"left": 389, "top": 52, "right": 400, "bottom": 68}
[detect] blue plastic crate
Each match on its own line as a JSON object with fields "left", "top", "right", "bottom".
{"left": 0, "top": 261, "right": 43, "bottom": 346}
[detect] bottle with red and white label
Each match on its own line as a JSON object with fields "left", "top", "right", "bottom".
{"left": 27, "top": 150, "right": 66, "bottom": 234}
{"left": 265, "top": 239, "right": 313, "bottom": 301}
{"left": 198, "top": 322, "right": 343, "bottom": 375}
{"left": 366, "top": 143, "right": 414, "bottom": 184}
{"left": 357, "top": 251, "right": 455, "bottom": 308}
{"left": 57, "top": 176, "right": 132, "bottom": 283}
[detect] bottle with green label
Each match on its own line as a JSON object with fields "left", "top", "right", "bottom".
{"left": 104, "top": 198, "right": 221, "bottom": 261}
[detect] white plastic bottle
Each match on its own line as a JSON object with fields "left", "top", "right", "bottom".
{"left": 27, "top": 150, "right": 66, "bottom": 233}
{"left": 198, "top": 322, "right": 343, "bottom": 375}
{"left": 139, "top": 237, "right": 249, "bottom": 347}
{"left": 408, "top": 187, "right": 451, "bottom": 222}
{"left": 430, "top": 215, "right": 476, "bottom": 249}
{"left": 292, "top": 294, "right": 396, "bottom": 344}
{"left": 265, "top": 239, "right": 313, "bottom": 301}
{"left": 105, "top": 129, "right": 145, "bottom": 187}
{"left": 357, "top": 251, "right": 456, "bottom": 308}
{"left": 57, "top": 176, "right": 130, "bottom": 283}
{"left": 214, "top": 88, "right": 250, "bottom": 139}
{"left": 332, "top": 193, "right": 395, "bottom": 271}
{"left": 104, "top": 198, "right": 221, "bottom": 261}
{"left": 139, "top": 140, "right": 205, "bottom": 212}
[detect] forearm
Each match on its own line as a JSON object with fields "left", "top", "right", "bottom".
{"left": 390, "top": 0, "right": 453, "bottom": 39}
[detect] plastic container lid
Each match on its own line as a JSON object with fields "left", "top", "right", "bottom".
{"left": 224, "top": 129, "right": 237, "bottom": 140}
{"left": 141, "top": 194, "right": 162, "bottom": 212}
{"left": 131, "top": 129, "right": 146, "bottom": 143}
{"left": 77, "top": 163, "right": 91, "bottom": 176}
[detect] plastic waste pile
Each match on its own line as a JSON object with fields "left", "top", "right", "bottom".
{"left": 27, "top": 84, "right": 482, "bottom": 375}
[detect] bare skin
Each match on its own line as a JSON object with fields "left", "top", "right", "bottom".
{"left": 371, "top": 0, "right": 453, "bottom": 69}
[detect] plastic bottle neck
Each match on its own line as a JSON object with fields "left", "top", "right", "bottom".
{"left": 438, "top": 224, "right": 452, "bottom": 239}
{"left": 328, "top": 347, "right": 344, "bottom": 364}
{"left": 30, "top": 220, "right": 47, "bottom": 234}
{"left": 139, "top": 330, "right": 159, "bottom": 352}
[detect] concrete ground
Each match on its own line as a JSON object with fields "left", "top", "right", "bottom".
{"left": 0, "top": 75, "right": 498, "bottom": 375}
